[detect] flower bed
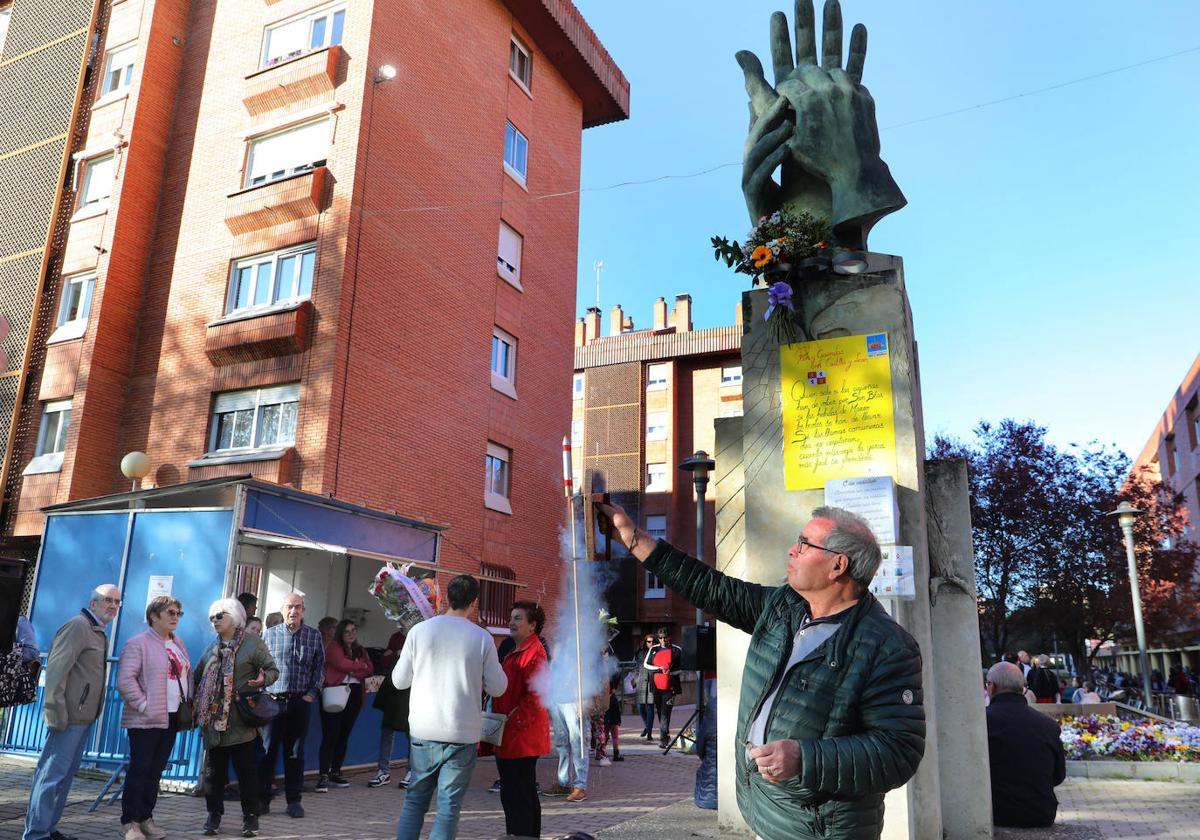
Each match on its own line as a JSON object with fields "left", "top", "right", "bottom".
{"left": 1060, "top": 714, "right": 1200, "bottom": 762}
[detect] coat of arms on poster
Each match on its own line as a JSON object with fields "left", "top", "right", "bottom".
{"left": 781, "top": 333, "right": 897, "bottom": 490}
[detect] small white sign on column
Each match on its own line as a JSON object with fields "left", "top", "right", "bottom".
{"left": 823, "top": 476, "right": 900, "bottom": 545}
{"left": 147, "top": 575, "right": 173, "bottom": 605}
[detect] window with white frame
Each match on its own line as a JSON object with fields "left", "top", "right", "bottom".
{"left": 36, "top": 400, "right": 72, "bottom": 456}
{"left": 49, "top": 273, "right": 95, "bottom": 342}
{"left": 245, "top": 118, "right": 330, "bottom": 187}
{"left": 720, "top": 406, "right": 744, "bottom": 418}
{"left": 645, "top": 515, "right": 667, "bottom": 596}
{"left": 503, "top": 122, "right": 528, "bottom": 184}
{"left": 101, "top": 43, "right": 136, "bottom": 96}
{"left": 209, "top": 384, "right": 299, "bottom": 453}
{"left": 491, "top": 326, "right": 517, "bottom": 397}
{"left": 571, "top": 419, "right": 582, "bottom": 444}
{"left": 646, "top": 462, "right": 667, "bottom": 492}
{"left": 646, "top": 410, "right": 667, "bottom": 441}
{"left": 79, "top": 153, "right": 115, "bottom": 207}
{"left": 24, "top": 399, "right": 72, "bottom": 475}
{"left": 721, "top": 364, "right": 743, "bottom": 385}
{"left": 647, "top": 363, "right": 668, "bottom": 391}
{"left": 485, "top": 442, "right": 512, "bottom": 514}
{"left": 261, "top": 3, "right": 345, "bottom": 68}
{"left": 226, "top": 243, "right": 315, "bottom": 314}
{"left": 0, "top": 7, "right": 10, "bottom": 55}
{"left": 573, "top": 373, "right": 584, "bottom": 399}
{"left": 509, "top": 37, "right": 531, "bottom": 89}
{"left": 497, "top": 221, "right": 523, "bottom": 286}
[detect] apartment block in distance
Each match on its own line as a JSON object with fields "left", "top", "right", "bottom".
{"left": 572, "top": 295, "right": 743, "bottom": 654}
{"left": 0, "top": 0, "right": 628, "bottom": 627}
{"left": 1132, "top": 352, "right": 1200, "bottom": 540}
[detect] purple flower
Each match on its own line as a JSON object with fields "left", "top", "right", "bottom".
{"left": 765, "top": 281, "right": 794, "bottom": 321}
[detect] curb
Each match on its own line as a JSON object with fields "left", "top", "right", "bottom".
{"left": 1066, "top": 759, "right": 1200, "bottom": 782}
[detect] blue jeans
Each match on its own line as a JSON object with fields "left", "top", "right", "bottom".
{"left": 639, "top": 702, "right": 655, "bottom": 734}
{"left": 379, "top": 725, "right": 409, "bottom": 773}
{"left": 551, "top": 702, "right": 589, "bottom": 790}
{"left": 395, "top": 740, "right": 476, "bottom": 840}
{"left": 24, "top": 723, "right": 93, "bottom": 840}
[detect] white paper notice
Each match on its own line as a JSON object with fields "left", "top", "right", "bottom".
{"left": 147, "top": 575, "right": 173, "bottom": 604}
{"left": 869, "top": 546, "right": 915, "bottom": 601}
{"left": 824, "top": 476, "right": 900, "bottom": 546}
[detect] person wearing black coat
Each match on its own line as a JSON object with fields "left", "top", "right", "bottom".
{"left": 985, "top": 661, "right": 1066, "bottom": 828}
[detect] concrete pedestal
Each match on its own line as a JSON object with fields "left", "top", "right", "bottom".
{"left": 712, "top": 253, "right": 959, "bottom": 839}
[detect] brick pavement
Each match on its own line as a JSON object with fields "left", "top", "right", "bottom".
{"left": 2, "top": 722, "right": 1198, "bottom": 840}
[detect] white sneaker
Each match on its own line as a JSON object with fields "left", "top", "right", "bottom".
{"left": 122, "top": 823, "right": 146, "bottom": 840}
{"left": 139, "top": 818, "right": 166, "bottom": 840}
{"left": 598, "top": 756, "right": 613, "bottom": 767}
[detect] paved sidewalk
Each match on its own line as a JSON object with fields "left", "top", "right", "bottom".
{"left": 3, "top": 718, "right": 1197, "bottom": 839}
{"left": 0, "top": 712, "right": 701, "bottom": 840}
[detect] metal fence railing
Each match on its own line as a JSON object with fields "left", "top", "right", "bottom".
{"left": 0, "top": 657, "right": 204, "bottom": 783}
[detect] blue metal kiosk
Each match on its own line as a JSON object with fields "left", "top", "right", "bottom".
{"left": 1, "top": 476, "right": 443, "bottom": 784}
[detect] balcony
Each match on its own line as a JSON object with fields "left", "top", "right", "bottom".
{"left": 188, "top": 447, "right": 296, "bottom": 485}
{"left": 205, "top": 300, "right": 313, "bottom": 366}
{"left": 243, "top": 46, "right": 341, "bottom": 116}
{"left": 224, "top": 167, "right": 328, "bottom": 235}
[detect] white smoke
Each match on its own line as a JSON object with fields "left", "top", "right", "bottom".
{"left": 533, "top": 519, "right": 618, "bottom": 709}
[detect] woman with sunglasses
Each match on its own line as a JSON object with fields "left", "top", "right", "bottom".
{"left": 633, "top": 633, "right": 657, "bottom": 740}
{"left": 115, "top": 596, "right": 192, "bottom": 840}
{"left": 195, "top": 598, "right": 278, "bottom": 838}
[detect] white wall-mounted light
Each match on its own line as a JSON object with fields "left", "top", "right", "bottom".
{"left": 374, "top": 64, "right": 397, "bottom": 84}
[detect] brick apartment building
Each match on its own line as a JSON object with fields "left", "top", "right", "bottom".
{"left": 0, "top": 0, "right": 628, "bottom": 630}
{"left": 1132, "top": 352, "right": 1200, "bottom": 539}
{"left": 572, "top": 294, "right": 743, "bottom": 655}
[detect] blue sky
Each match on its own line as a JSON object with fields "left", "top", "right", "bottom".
{"left": 569, "top": 1, "right": 1200, "bottom": 461}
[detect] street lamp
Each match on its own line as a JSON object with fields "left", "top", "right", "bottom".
{"left": 679, "top": 451, "right": 716, "bottom": 726}
{"left": 1106, "top": 501, "right": 1153, "bottom": 710}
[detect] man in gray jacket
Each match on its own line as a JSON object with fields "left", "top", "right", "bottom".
{"left": 24, "top": 584, "right": 120, "bottom": 840}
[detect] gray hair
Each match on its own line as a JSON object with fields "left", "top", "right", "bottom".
{"left": 987, "top": 662, "right": 1026, "bottom": 695}
{"left": 811, "top": 506, "right": 882, "bottom": 592}
{"left": 207, "top": 598, "right": 246, "bottom": 629}
{"left": 90, "top": 584, "right": 120, "bottom": 606}
{"left": 1034, "top": 654, "right": 1051, "bottom": 668}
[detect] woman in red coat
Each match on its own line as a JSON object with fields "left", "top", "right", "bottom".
{"left": 492, "top": 600, "right": 551, "bottom": 838}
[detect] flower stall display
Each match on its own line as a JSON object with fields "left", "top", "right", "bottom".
{"left": 711, "top": 209, "right": 832, "bottom": 344}
{"left": 368, "top": 564, "right": 439, "bottom": 633}
{"left": 1059, "top": 714, "right": 1200, "bottom": 762}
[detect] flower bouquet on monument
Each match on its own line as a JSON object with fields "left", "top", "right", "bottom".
{"left": 711, "top": 209, "right": 832, "bottom": 345}
{"left": 368, "top": 563, "right": 440, "bottom": 633}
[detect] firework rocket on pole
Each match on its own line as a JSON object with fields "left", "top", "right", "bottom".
{"left": 562, "top": 437, "right": 572, "bottom": 498}
{"left": 562, "top": 435, "right": 586, "bottom": 754}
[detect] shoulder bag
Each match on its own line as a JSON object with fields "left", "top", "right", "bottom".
{"left": 321, "top": 679, "right": 351, "bottom": 713}
{"left": 236, "top": 690, "right": 281, "bottom": 728}
{"left": 0, "top": 645, "right": 37, "bottom": 708}
{"left": 480, "top": 702, "right": 508, "bottom": 746}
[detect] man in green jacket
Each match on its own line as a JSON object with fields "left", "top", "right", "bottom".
{"left": 597, "top": 502, "right": 924, "bottom": 840}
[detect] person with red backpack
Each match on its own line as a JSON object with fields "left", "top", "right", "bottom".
{"left": 643, "top": 628, "right": 682, "bottom": 748}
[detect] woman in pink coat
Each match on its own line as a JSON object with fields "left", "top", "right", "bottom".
{"left": 116, "top": 595, "right": 191, "bottom": 840}
{"left": 316, "top": 619, "right": 373, "bottom": 791}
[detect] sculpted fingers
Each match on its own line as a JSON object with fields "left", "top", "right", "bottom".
{"left": 746, "top": 95, "right": 791, "bottom": 147}
{"left": 769, "top": 11, "right": 795, "bottom": 85}
{"left": 735, "top": 50, "right": 777, "bottom": 117}
{"left": 794, "top": 0, "right": 817, "bottom": 65}
{"left": 821, "top": 0, "right": 843, "bottom": 71}
{"left": 847, "top": 22, "right": 867, "bottom": 82}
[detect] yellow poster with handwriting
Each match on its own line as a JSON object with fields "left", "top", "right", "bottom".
{"left": 781, "top": 333, "right": 897, "bottom": 490}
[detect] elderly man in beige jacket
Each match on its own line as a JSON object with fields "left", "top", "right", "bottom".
{"left": 24, "top": 584, "right": 120, "bottom": 840}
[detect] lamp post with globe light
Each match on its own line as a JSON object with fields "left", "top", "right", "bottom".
{"left": 679, "top": 451, "right": 715, "bottom": 727}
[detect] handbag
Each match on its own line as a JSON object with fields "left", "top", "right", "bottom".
{"left": 236, "top": 690, "right": 281, "bottom": 728}
{"left": 0, "top": 646, "right": 37, "bottom": 708}
{"left": 169, "top": 649, "right": 195, "bottom": 731}
{"left": 321, "top": 681, "right": 351, "bottom": 713}
{"left": 480, "top": 710, "right": 508, "bottom": 746}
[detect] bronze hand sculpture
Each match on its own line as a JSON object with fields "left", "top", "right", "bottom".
{"left": 738, "top": 0, "right": 905, "bottom": 250}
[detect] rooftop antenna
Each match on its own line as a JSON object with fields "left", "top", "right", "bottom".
{"left": 593, "top": 260, "right": 604, "bottom": 309}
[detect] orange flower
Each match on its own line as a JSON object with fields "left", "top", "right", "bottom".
{"left": 751, "top": 245, "right": 773, "bottom": 268}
